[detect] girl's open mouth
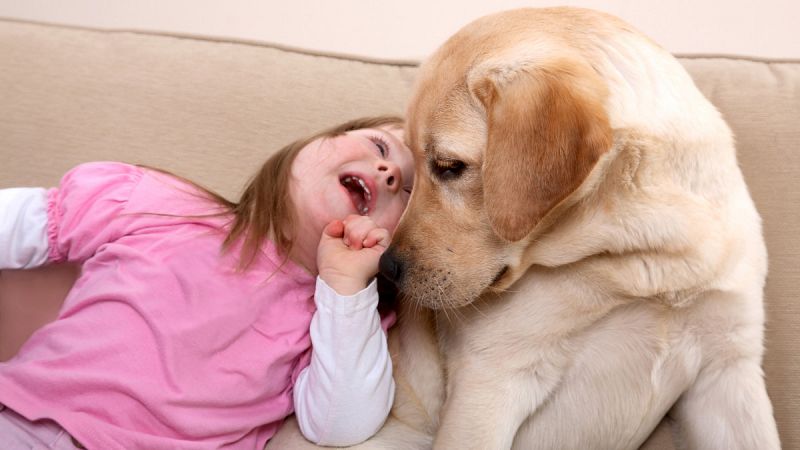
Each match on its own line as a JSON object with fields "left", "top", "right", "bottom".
{"left": 340, "top": 175, "right": 373, "bottom": 215}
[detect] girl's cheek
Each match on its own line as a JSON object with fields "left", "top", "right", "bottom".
{"left": 388, "top": 205, "right": 406, "bottom": 233}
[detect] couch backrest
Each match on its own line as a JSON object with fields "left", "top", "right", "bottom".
{"left": 677, "top": 56, "right": 800, "bottom": 449}
{"left": 0, "top": 19, "right": 418, "bottom": 198}
{"left": 1, "top": 19, "right": 798, "bottom": 448}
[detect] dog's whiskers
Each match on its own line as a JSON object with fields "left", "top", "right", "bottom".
{"left": 467, "top": 300, "right": 488, "bottom": 319}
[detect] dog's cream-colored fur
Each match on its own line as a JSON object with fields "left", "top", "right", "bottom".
{"left": 268, "top": 7, "right": 780, "bottom": 449}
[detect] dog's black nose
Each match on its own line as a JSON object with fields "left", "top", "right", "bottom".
{"left": 379, "top": 247, "right": 404, "bottom": 286}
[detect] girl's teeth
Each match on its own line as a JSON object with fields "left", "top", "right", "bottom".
{"left": 357, "top": 178, "right": 372, "bottom": 201}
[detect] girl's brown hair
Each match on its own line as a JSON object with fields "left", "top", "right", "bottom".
{"left": 221, "top": 115, "right": 404, "bottom": 269}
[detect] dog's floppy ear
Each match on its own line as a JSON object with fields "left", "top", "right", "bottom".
{"left": 471, "top": 61, "right": 612, "bottom": 242}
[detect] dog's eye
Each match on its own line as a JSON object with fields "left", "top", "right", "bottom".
{"left": 432, "top": 159, "right": 466, "bottom": 180}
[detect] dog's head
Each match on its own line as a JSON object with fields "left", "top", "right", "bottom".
{"left": 380, "top": 8, "right": 617, "bottom": 309}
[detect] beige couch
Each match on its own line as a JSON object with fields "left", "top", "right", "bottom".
{"left": 0, "top": 18, "right": 797, "bottom": 449}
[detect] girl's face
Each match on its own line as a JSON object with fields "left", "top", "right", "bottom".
{"left": 289, "top": 125, "right": 415, "bottom": 271}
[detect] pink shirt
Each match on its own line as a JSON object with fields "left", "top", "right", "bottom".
{"left": 0, "top": 163, "right": 321, "bottom": 449}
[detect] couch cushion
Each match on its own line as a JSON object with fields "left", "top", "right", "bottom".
{"left": 0, "top": 19, "right": 798, "bottom": 449}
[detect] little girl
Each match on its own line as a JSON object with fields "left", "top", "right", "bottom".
{"left": 0, "top": 116, "right": 414, "bottom": 449}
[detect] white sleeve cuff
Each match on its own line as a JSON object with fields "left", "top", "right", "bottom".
{"left": 0, "top": 187, "right": 50, "bottom": 269}
{"left": 314, "top": 276, "right": 380, "bottom": 315}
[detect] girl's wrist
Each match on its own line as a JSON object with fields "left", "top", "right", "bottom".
{"left": 319, "top": 273, "right": 368, "bottom": 296}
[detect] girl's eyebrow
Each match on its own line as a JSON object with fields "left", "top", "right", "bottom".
{"left": 375, "top": 127, "right": 398, "bottom": 142}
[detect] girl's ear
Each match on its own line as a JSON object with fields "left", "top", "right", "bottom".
{"left": 470, "top": 60, "right": 613, "bottom": 242}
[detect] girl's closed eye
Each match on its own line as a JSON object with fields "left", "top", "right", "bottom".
{"left": 369, "top": 134, "right": 390, "bottom": 158}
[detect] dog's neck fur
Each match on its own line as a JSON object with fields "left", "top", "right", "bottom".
{"left": 509, "top": 126, "right": 755, "bottom": 305}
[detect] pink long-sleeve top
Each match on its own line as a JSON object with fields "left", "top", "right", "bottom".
{"left": 0, "top": 163, "right": 394, "bottom": 449}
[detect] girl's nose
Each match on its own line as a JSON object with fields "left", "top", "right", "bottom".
{"left": 376, "top": 160, "right": 402, "bottom": 193}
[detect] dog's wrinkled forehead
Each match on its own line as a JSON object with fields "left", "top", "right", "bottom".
{"left": 421, "top": 115, "right": 487, "bottom": 162}
{"left": 407, "top": 80, "right": 490, "bottom": 168}
{"left": 407, "top": 34, "right": 570, "bottom": 165}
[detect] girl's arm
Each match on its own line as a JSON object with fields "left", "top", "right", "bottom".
{"left": 292, "top": 277, "right": 394, "bottom": 447}
{"left": 0, "top": 188, "right": 50, "bottom": 269}
{"left": 10, "top": 163, "right": 144, "bottom": 266}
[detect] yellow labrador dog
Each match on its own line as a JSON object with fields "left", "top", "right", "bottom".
{"left": 268, "top": 7, "right": 780, "bottom": 449}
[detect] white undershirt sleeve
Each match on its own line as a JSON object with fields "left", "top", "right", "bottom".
{"left": 293, "top": 276, "right": 395, "bottom": 447}
{"left": 0, "top": 187, "right": 50, "bottom": 269}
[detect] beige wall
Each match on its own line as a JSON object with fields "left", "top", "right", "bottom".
{"left": 0, "top": 0, "right": 797, "bottom": 60}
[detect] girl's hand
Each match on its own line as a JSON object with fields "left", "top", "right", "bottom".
{"left": 317, "top": 215, "right": 391, "bottom": 296}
